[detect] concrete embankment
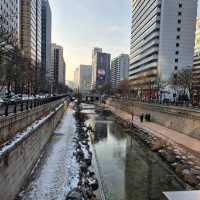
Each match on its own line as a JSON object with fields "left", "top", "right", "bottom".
{"left": 0, "top": 101, "right": 66, "bottom": 200}
{"left": 0, "top": 99, "right": 63, "bottom": 144}
{"left": 100, "top": 102, "right": 200, "bottom": 189}
{"left": 106, "top": 98, "right": 200, "bottom": 139}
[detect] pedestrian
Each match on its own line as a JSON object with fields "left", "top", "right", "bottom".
{"left": 140, "top": 113, "right": 144, "bottom": 123}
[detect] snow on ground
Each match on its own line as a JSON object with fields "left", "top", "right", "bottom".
{"left": 18, "top": 104, "right": 79, "bottom": 200}
{"left": 0, "top": 104, "right": 63, "bottom": 156}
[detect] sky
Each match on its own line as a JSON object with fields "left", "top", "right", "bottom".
{"left": 48, "top": 0, "right": 131, "bottom": 81}
{"left": 49, "top": 0, "right": 200, "bottom": 82}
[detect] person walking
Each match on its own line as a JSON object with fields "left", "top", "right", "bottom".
{"left": 140, "top": 113, "right": 144, "bottom": 123}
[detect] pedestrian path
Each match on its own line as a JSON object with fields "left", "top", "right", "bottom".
{"left": 105, "top": 104, "right": 200, "bottom": 156}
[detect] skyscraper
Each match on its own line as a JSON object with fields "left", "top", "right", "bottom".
{"left": 20, "top": 0, "right": 42, "bottom": 65}
{"left": 130, "top": 0, "right": 197, "bottom": 91}
{"left": 91, "top": 48, "right": 111, "bottom": 90}
{"left": 111, "top": 54, "right": 129, "bottom": 88}
{"left": 75, "top": 65, "right": 92, "bottom": 92}
{"left": 193, "top": 17, "right": 200, "bottom": 104}
{"left": 0, "top": 0, "right": 20, "bottom": 44}
{"left": 91, "top": 47, "right": 102, "bottom": 88}
{"left": 41, "top": 0, "right": 52, "bottom": 82}
{"left": 49, "top": 43, "right": 66, "bottom": 92}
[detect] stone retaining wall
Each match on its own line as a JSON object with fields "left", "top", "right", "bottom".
{"left": 106, "top": 98, "right": 200, "bottom": 139}
{"left": 0, "top": 99, "right": 63, "bottom": 144}
{"left": 0, "top": 102, "right": 65, "bottom": 200}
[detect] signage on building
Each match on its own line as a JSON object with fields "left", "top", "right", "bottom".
{"left": 97, "top": 69, "right": 106, "bottom": 81}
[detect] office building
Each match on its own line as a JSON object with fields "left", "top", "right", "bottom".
{"left": 20, "top": 0, "right": 42, "bottom": 66}
{"left": 91, "top": 48, "right": 111, "bottom": 90}
{"left": 193, "top": 17, "right": 200, "bottom": 104}
{"left": 41, "top": 0, "right": 52, "bottom": 82}
{"left": 111, "top": 54, "right": 129, "bottom": 88}
{"left": 75, "top": 65, "right": 92, "bottom": 92}
{"left": 49, "top": 43, "right": 66, "bottom": 92}
{"left": 130, "top": 0, "right": 197, "bottom": 91}
{"left": 91, "top": 47, "right": 103, "bottom": 88}
{"left": 0, "top": 0, "right": 20, "bottom": 44}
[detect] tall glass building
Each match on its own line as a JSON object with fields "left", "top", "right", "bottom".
{"left": 129, "top": 0, "right": 197, "bottom": 91}
{"left": 41, "top": 0, "right": 52, "bottom": 82}
{"left": 20, "top": 0, "right": 42, "bottom": 65}
{"left": 91, "top": 48, "right": 111, "bottom": 90}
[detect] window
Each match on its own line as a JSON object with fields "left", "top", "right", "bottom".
{"left": 177, "top": 35, "right": 180, "bottom": 39}
{"left": 177, "top": 27, "right": 181, "bottom": 32}
{"left": 179, "top": 4, "right": 182, "bottom": 8}
{"left": 178, "top": 12, "right": 182, "bottom": 16}
{"left": 178, "top": 19, "right": 181, "bottom": 24}
{"left": 175, "top": 51, "right": 179, "bottom": 55}
{"left": 174, "top": 66, "right": 178, "bottom": 70}
{"left": 175, "top": 58, "right": 179, "bottom": 63}
{"left": 176, "top": 43, "right": 180, "bottom": 47}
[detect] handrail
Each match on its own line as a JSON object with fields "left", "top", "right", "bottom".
{"left": 0, "top": 95, "right": 69, "bottom": 117}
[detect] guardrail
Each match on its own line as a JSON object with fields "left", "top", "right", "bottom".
{"left": 0, "top": 95, "right": 69, "bottom": 117}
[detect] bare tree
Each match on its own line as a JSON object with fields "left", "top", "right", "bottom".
{"left": 0, "top": 14, "right": 18, "bottom": 94}
{"left": 117, "top": 80, "right": 131, "bottom": 97}
{"left": 170, "top": 67, "right": 193, "bottom": 100}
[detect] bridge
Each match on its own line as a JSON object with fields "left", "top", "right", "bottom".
{"left": 77, "top": 92, "right": 101, "bottom": 102}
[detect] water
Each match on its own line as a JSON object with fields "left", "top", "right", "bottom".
{"left": 83, "top": 104, "right": 184, "bottom": 200}
{"left": 18, "top": 103, "right": 184, "bottom": 200}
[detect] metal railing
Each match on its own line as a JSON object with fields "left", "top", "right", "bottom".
{"left": 0, "top": 95, "right": 69, "bottom": 117}
{"left": 109, "top": 96, "right": 200, "bottom": 110}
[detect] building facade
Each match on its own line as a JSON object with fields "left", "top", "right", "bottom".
{"left": 193, "top": 17, "right": 200, "bottom": 104}
{"left": 20, "top": 0, "right": 42, "bottom": 65}
{"left": 91, "top": 48, "right": 111, "bottom": 90}
{"left": 91, "top": 47, "right": 103, "bottom": 89}
{"left": 130, "top": 0, "right": 197, "bottom": 91}
{"left": 76, "top": 65, "right": 92, "bottom": 92}
{"left": 49, "top": 43, "right": 66, "bottom": 92}
{"left": 0, "top": 0, "right": 20, "bottom": 44}
{"left": 41, "top": 0, "right": 52, "bottom": 83}
{"left": 111, "top": 54, "right": 129, "bottom": 88}
{"left": 74, "top": 67, "right": 79, "bottom": 89}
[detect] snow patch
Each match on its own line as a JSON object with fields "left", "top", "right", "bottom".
{"left": 0, "top": 103, "right": 64, "bottom": 157}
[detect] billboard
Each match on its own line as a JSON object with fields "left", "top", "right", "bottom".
{"left": 97, "top": 69, "right": 106, "bottom": 81}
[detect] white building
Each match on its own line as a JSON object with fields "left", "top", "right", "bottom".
{"left": 111, "top": 54, "right": 129, "bottom": 88}
{"left": 129, "top": 0, "right": 197, "bottom": 90}
{"left": 74, "top": 65, "right": 92, "bottom": 92}
{"left": 0, "top": 0, "right": 20, "bottom": 44}
{"left": 74, "top": 67, "right": 79, "bottom": 89}
{"left": 193, "top": 17, "right": 200, "bottom": 104}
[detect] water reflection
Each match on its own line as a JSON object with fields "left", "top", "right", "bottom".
{"left": 87, "top": 109, "right": 184, "bottom": 200}
{"left": 125, "top": 137, "right": 183, "bottom": 200}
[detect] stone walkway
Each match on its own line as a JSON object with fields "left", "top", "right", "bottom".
{"left": 105, "top": 104, "right": 200, "bottom": 156}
